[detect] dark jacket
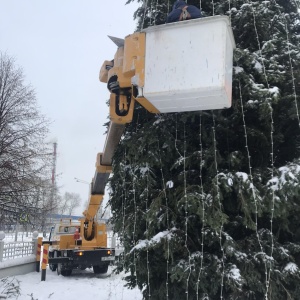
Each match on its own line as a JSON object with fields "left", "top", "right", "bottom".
{"left": 167, "top": 0, "right": 202, "bottom": 23}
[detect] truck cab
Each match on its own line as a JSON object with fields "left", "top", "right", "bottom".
{"left": 47, "top": 219, "right": 115, "bottom": 276}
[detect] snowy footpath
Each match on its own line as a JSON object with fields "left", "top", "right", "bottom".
{"left": 0, "top": 267, "right": 142, "bottom": 300}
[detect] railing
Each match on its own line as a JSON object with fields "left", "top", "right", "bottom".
{"left": 3, "top": 231, "right": 34, "bottom": 242}
{"left": 2, "top": 241, "right": 35, "bottom": 261}
{"left": 0, "top": 231, "right": 38, "bottom": 262}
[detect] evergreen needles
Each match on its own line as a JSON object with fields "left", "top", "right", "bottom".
{"left": 110, "top": 0, "right": 300, "bottom": 299}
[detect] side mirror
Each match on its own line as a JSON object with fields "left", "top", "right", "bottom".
{"left": 49, "top": 226, "right": 54, "bottom": 241}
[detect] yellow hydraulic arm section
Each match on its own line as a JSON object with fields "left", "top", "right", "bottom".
{"left": 83, "top": 17, "right": 235, "bottom": 240}
{"left": 84, "top": 32, "right": 158, "bottom": 240}
{"left": 99, "top": 32, "right": 159, "bottom": 124}
{"left": 83, "top": 122, "right": 124, "bottom": 240}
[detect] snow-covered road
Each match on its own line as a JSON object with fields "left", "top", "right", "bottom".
{"left": 1, "top": 267, "right": 142, "bottom": 300}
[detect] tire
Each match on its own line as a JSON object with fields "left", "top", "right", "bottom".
{"left": 57, "top": 263, "right": 72, "bottom": 276}
{"left": 61, "top": 269, "right": 72, "bottom": 276}
{"left": 93, "top": 265, "right": 108, "bottom": 274}
{"left": 49, "top": 264, "right": 57, "bottom": 271}
{"left": 49, "top": 251, "right": 57, "bottom": 272}
{"left": 57, "top": 263, "right": 62, "bottom": 276}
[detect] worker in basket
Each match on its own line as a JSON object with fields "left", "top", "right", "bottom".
{"left": 167, "top": 0, "right": 202, "bottom": 23}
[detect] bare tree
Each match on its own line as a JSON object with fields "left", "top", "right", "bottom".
{"left": 58, "top": 193, "right": 69, "bottom": 216}
{"left": 61, "top": 192, "right": 81, "bottom": 216}
{"left": 0, "top": 52, "right": 52, "bottom": 226}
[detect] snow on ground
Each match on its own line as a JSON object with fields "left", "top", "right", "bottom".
{"left": 1, "top": 266, "right": 142, "bottom": 300}
{"left": 1, "top": 232, "right": 141, "bottom": 299}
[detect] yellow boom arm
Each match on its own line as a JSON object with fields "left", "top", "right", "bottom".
{"left": 84, "top": 16, "right": 235, "bottom": 239}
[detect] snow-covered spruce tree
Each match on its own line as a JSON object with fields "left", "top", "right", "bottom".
{"left": 109, "top": 0, "right": 300, "bottom": 299}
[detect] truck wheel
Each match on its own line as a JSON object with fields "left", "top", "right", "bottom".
{"left": 57, "top": 263, "right": 62, "bottom": 275}
{"left": 93, "top": 265, "right": 108, "bottom": 274}
{"left": 49, "top": 263, "right": 57, "bottom": 272}
{"left": 49, "top": 251, "right": 57, "bottom": 271}
{"left": 57, "top": 263, "right": 72, "bottom": 276}
{"left": 61, "top": 269, "right": 72, "bottom": 276}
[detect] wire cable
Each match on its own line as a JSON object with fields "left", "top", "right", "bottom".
{"left": 212, "top": 111, "right": 225, "bottom": 299}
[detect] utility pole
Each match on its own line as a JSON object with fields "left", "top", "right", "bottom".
{"left": 52, "top": 142, "right": 57, "bottom": 186}
{"left": 50, "top": 142, "right": 57, "bottom": 219}
{"left": 43, "top": 142, "right": 57, "bottom": 235}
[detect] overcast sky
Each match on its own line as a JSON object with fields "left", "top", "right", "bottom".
{"left": 0, "top": 0, "right": 139, "bottom": 214}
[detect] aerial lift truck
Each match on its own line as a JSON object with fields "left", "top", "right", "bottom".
{"left": 47, "top": 16, "right": 235, "bottom": 277}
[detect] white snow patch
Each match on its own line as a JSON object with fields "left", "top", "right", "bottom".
{"left": 133, "top": 239, "right": 148, "bottom": 250}
{"left": 268, "top": 177, "right": 279, "bottom": 191}
{"left": 153, "top": 117, "right": 164, "bottom": 125}
{"left": 254, "top": 252, "right": 274, "bottom": 262}
{"left": 166, "top": 180, "right": 174, "bottom": 188}
{"left": 283, "top": 262, "right": 299, "bottom": 274}
{"left": 132, "top": 229, "right": 174, "bottom": 252}
{"left": 252, "top": 82, "right": 265, "bottom": 90}
{"left": 247, "top": 100, "right": 259, "bottom": 105}
{"left": 236, "top": 172, "right": 248, "bottom": 182}
{"left": 228, "top": 266, "right": 241, "bottom": 280}
{"left": 152, "top": 230, "right": 173, "bottom": 243}
{"left": 191, "top": 251, "right": 202, "bottom": 259}
{"left": 175, "top": 156, "right": 185, "bottom": 166}
{"left": 279, "top": 247, "right": 289, "bottom": 257}
{"left": 224, "top": 232, "right": 233, "bottom": 241}
{"left": 227, "top": 178, "right": 233, "bottom": 186}
{"left": 254, "top": 60, "right": 263, "bottom": 72}
{"left": 269, "top": 86, "right": 279, "bottom": 96}
{"left": 139, "top": 166, "right": 150, "bottom": 176}
{"left": 234, "top": 66, "right": 244, "bottom": 74}
{"left": 241, "top": 3, "right": 251, "bottom": 9}
{"left": 6, "top": 266, "right": 142, "bottom": 300}
{"left": 235, "top": 251, "right": 247, "bottom": 260}
{"left": 268, "top": 163, "right": 300, "bottom": 191}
